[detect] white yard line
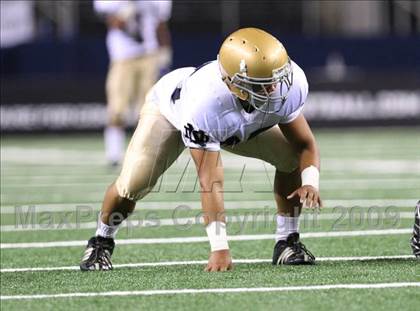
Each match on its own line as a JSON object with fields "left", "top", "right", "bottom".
{"left": 0, "top": 228, "right": 412, "bottom": 249}
{"left": 0, "top": 212, "right": 414, "bottom": 232}
{"left": 2, "top": 171, "right": 420, "bottom": 180}
{"left": 1, "top": 282, "right": 419, "bottom": 300}
{"left": 0, "top": 255, "right": 414, "bottom": 273}
{"left": 2, "top": 146, "right": 420, "bottom": 172}
{"left": 2, "top": 183, "right": 419, "bottom": 192}
{"left": 4, "top": 192, "right": 418, "bottom": 208}
{"left": 2, "top": 174, "right": 419, "bottom": 182}
{"left": 0, "top": 199, "right": 416, "bottom": 214}
{"left": 2, "top": 178, "right": 420, "bottom": 189}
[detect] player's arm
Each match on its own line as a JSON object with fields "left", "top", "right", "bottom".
{"left": 190, "top": 148, "right": 233, "bottom": 272}
{"left": 278, "top": 113, "right": 322, "bottom": 208}
{"left": 157, "top": 21, "right": 171, "bottom": 48}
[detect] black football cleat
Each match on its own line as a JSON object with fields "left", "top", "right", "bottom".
{"left": 80, "top": 236, "right": 115, "bottom": 271}
{"left": 272, "top": 232, "right": 315, "bottom": 265}
{"left": 411, "top": 200, "right": 420, "bottom": 258}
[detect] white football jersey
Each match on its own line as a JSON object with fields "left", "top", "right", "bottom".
{"left": 151, "top": 60, "right": 308, "bottom": 151}
{"left": 94, "top": 0, "right": 172, "bottom": 61}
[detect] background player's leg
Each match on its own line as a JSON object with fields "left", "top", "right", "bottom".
{"left": 104, "top": 60, "right": 136, "bottom": 166}
{"left": 135, "top": 53, "right": 160, "bottom": 112}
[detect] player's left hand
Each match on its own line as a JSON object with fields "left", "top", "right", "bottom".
{"left": 205, "top": 249, "right": 233, "bottom": 272}
{"left": 287, "top": 185, "right": 322, "bottom": 209}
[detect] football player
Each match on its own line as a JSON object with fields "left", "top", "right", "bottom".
{"left": 94, "top": 0, "right": 172, "bottom": 166}
{"left": 80, "top": 27, "right": 322, "bottom": 271}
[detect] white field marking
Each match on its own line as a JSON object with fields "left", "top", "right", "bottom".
{"left": 2, "top": 170, "right": 420, "bottom": 180}
{"left": 0, "top": 174, "right": 116, "bottom": 181}
{"left": 0, "top": 212, "right": 414, "bottom": 232}
{"left": 0, "top": 199, "right": 416, "bottom": 214}
{"left": 1, "top": 282, "right": 419, "bottom": 300}
{"left": 1, "top": 148, "right": 106, "bottom": 166}
{"left": 0, "top": 228, "right": 412, "bottom": 249}
{"left": 2, "top": 178, "right": 420, "bottom": 190}
{"left": 321, "top": 159, "right": 420, "bottom": 174}
{"left": 2, "top": 161, "right": 106, "bottom": 167}
{"left": 1, "top": 195, "right": 418, "bottom": 206}
{"left": 1, "top": 144, "right": 409, "bottom": 164}
{"left": 2, "top": 162, "right": 420, "bottom": 176}
{"left": 0, "top": 255, "right": 414, "bottom": 273}
{"left": 2, "top": 189, "right": 419, "bottom": 205}
{"left": 0, "top": 192, "right": 106, "bottom": 203}
{"left": 2, "top": 146, "right": 420, "bottom": 172}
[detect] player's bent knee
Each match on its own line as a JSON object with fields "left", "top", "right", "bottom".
{"left": 115, "top": 175, "right": 157, "bottom": 202}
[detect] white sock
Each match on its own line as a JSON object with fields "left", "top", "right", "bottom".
{"left": 95, "top": 220, "right": 120, "bottom": 239}
{"left": 275, "top": 215, "right": 300, "bottom": 242}
{"left": 104, "top": 126, "right": 125, "bottom": 164}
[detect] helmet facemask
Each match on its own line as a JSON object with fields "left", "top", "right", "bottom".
{"left": 228, "top": 58, "right": 293, "bottom": 114}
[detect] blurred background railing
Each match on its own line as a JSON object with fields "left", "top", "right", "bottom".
{"left": 1, "top": 0, "right": 419, "bottom": 132}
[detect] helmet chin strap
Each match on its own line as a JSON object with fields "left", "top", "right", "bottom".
{"left": 237, "top": 97, "right": 255, "bottom": 113}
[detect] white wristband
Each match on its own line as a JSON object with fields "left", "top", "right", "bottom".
{"left": 301, "top": 165, "right": 320, "bottom": 190}
{"left": 206, "top": 221, "right": 229, "bottom": 252}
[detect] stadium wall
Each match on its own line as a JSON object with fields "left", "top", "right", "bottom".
{"left": 1, "top": 34, "right": 419, "bottom": 132}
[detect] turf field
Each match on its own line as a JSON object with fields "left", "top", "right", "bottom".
{"left": 1, "top": 127, "right": 419, "bottom": 310}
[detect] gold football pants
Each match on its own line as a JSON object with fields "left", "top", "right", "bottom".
{"left": 106, "top": 53, "right": 160, "bottom": 124}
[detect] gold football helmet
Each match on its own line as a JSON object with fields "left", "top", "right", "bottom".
{"left": 218, "top": 27, "right": 293, "bottom": 113}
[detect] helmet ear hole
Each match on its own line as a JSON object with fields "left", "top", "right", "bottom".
{"left": 221, "top": 76, "right": 231, "bottom": 87}
{"left": 222, "top": 76, "right": 234, "bottom": 91}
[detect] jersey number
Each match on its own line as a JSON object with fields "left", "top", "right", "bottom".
{"left": 184, "top": 123, "right": 209, "bottom": 147}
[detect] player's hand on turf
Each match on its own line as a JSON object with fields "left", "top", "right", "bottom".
{"left": 205, "top": 249, "right": 233, "bottom": 272}
{"left": 287, "top": 185, "right": 322, "bottom": 209}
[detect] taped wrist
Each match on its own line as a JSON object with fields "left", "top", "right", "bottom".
{"left": 301, "top": 165, "right": 320, "bottom": 190}
{"left": 206, "top": 221, "right": 229, "bottom": 251}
